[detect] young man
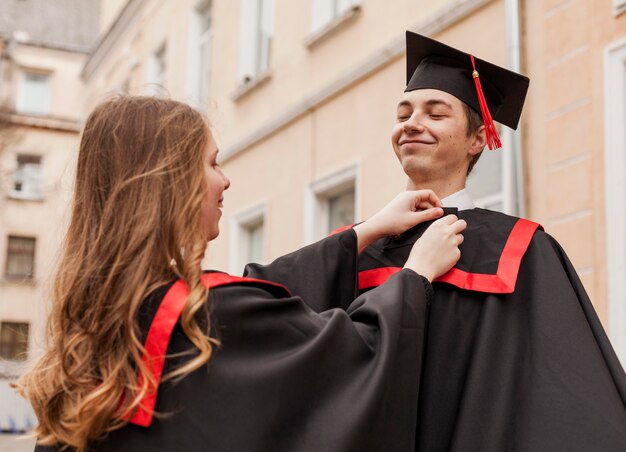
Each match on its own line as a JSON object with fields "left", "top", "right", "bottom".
{"left": 248, "top": 32, "right": 626, "bottom": 451}
{"left": 355, "top": 32, "right": 626, "bottom": 451}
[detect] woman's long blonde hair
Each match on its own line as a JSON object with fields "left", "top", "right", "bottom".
{"left": 17, "top": 96, "right": 218, "bottom": 450}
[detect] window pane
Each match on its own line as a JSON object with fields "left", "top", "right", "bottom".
{"left": 257, "top": 0, "right": 273, "bottom": 75}
{"left": 13, "top": 155, "right": 42, "bottom": 199}
{"left": 247, "top": 222, "right": 264, "bottom": 263}
{"left": 6, "top": 236, "right": 36, "bottom": 278}
{"left": 466, "top": 147, "right": 503, "bottom": 211}
{"left": 312, "top": 0, "right": 335, "bottom": 29}
{"left": 328, "top": 189, "right": 355, "bottom": 233}
{"left": 196, "top": 5, "right": 212, "bottom": 104}
{"left": 148, "top": 44, "right": 167, "bottom": 94}
{"left": 0, "top": 322, "right": 29, "bottom": 361}
{"left": 337, "top": 0, "right": 353, "bottom": 14}
{"left": 16, "top": 72, "right": 50, "bottom": 115}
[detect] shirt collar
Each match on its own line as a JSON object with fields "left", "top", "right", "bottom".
{"left": 441, "top": 188, "right": 475, "bottom": 211}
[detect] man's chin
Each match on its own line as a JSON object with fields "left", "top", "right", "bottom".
{"left": 400, "top": 159, "right": 429, "bottom": 180}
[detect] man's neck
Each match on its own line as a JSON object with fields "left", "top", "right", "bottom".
{"left": 405, "top": 178, "right": 466, "bottom": 200}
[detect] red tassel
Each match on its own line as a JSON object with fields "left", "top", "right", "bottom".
{"left": 470, "top": 55, "right": 502, "bottom": 150}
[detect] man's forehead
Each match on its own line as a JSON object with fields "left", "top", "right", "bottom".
{"left": 397, "top": 89, "right": 461, "bottom": 108}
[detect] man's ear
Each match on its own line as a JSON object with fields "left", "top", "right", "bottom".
{"left": 469, "top": 125, "right": 487, "bottom": 156}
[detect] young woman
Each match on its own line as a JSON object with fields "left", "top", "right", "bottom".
{"left": 18, "top": 96, "right": 466, "bottom": 451}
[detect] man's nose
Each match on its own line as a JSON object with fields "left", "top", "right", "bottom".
{"left": 403, "top": 114, "right": 425, "bottom": 133}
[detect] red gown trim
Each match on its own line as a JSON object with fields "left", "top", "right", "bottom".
{"left": 329, "top": 224, "right": 355, "bottom": 236}
{"left": 129, "top": 273, "right": 291, "bottom": 427}
{"left": 358, "top": 218, "right": 540, "bottom": 294}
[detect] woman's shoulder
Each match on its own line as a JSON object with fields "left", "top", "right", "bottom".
{"left": 201, "top": 270, "right": 291, "bottom": 298}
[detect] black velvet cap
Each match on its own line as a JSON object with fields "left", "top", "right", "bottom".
{"left": 405, "top": 31, "right": 529, "bottom": 130}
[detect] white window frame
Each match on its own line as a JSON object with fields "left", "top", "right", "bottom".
{"left": 229, "top": 202, "right": 267, "bottom": 275}
{"left": 15, "top": 70, "right": 51, "bottom": 116}
{"left": 604, "top": 36, "right": 626, "bottom": 366}
{"left": 311, "top": 0, "right": 361, "bottom": 32}
{"left": 304, "top": 164, "right": 360, "bottom": 244}
{"left": 10, "top": 154, "right": 43, "bottom": 200}
{"left": 187, "top": 1, "right": 212, "bottom": 108}
{"left": 238, "top": 0, "right": 274, "bottom": 84}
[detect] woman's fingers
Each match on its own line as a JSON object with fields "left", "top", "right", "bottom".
{"left": 417, "top": 201, "right": 435, "bottom": 210}
{"left": 414, "top": 207, "right": 444, "bottom": 222}
{"left": 434, "top": 214, "right": 458, "bottom": 225}
{"left": 408, "top": 189, "right": 442, "bottom": 210}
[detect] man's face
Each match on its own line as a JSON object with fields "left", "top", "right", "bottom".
{"left": 391, "top": 89, "right": 479, "bottom": 184}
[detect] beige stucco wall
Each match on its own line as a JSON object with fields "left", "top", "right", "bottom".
{"left": 524, "top": 0, "right": 626, "bottom": 323}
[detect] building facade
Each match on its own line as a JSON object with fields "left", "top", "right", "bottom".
{"left": 0, "top": 0, "right": 100, "bottom": 441}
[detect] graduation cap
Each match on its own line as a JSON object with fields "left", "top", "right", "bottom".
{"left": 405, "top": 31, "right": 530, "bottom": 150}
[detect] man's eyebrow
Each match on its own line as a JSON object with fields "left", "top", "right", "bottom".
{"left": 424, "top": 99, "right": 453, "bottom": 109}
{"left": 397, "top": 100, "right": 412, "bottom": 109}
{"left": 396, "top": 99, "right": 454, "bottom": 110}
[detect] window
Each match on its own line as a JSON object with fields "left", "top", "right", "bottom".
{"left": 244, "top": 220, "right": 264, "bottom": 264}
{"left": 604, "top": 37, "right": 626, "bottom": 366}
{"left": 5, "top": 236, "right": 36, "bottom": 279}
{"left": 230, "top": 204, "right": 266, "bottom": 274}
{"left": 16, "top": 71, "right": 50, "bottom": 116}
{"left": 147, "top": 43, "right": 167, "bottom": 94}
{"left": 328, "top": 189, "right": 355, "bottom": 233}
{"left": 10, "top": 155, "right": 42, "bottom": 200}
{"left": 305, "top": 165, "right": 358, "bottom": 242}
{"left": 311, "top": 0, "right": 360, "bottom": 31}
{"left": 187, "top": 1, "right": 212, "bottom": 107}
{"left": 465, "top": 125, "right": 522, "bottom": 215}
{"left": 238, "top": 0, "right": 274, "bottom": 83}
{"left": 0, "top": 322, "right": 29, "bottom": 361}
{"left": 466, "top": 144, "right": 504, "bottom": 211}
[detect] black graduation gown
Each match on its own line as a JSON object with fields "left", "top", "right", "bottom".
{"left": 249, "top": 208, "right": 626, "bottom": 452}
{"left": 37, "top": 230, "right": 431, "bottom": 452}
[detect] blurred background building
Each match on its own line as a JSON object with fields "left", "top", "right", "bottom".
{"left": 0, "top": 0, "right": 625, "bottom": 448}
{"left": 0, "top": 0, "right": 100, "bottom": 448}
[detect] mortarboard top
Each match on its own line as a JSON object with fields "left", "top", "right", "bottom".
{"left": 405, "top": 31, "right": 529, "bottom": 133}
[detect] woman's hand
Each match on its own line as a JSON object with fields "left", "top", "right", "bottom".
{"left": 404, "top": 214, "right": 467, "bottom": 282}
{"left": 354, "top": 190, "right": 443, "bottom": 253}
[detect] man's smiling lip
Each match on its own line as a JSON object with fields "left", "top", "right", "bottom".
{"left": 399, "top": 139, "right": 436, "bottom": 145}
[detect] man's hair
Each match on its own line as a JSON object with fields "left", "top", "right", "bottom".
{"left": 463, "top": 103, "right": 485, "bottom": 175}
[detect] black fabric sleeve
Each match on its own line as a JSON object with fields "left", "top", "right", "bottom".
{"left": 244, "top": 229, "right": 359, "bottom": 312}
{"left": 91, "top": 269, "right": 430, "bottom": 452}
